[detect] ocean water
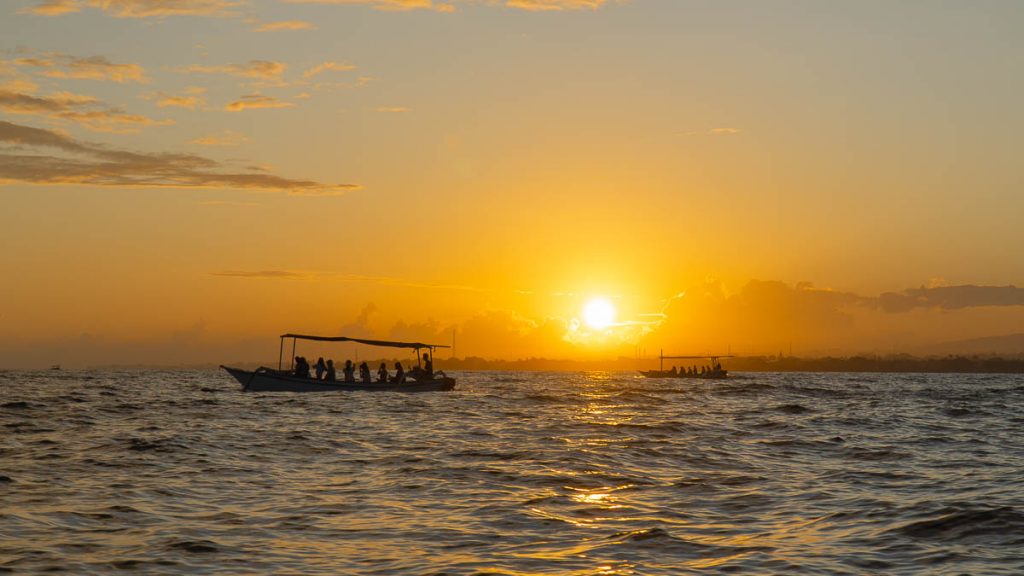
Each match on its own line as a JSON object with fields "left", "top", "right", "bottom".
{"left": 2, "top": 370, "right": 1024, "bottom": 575}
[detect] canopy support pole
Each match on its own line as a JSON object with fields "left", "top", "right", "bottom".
{"left": 290, "top": 338, "right": 297, "bottom": 372}
{"left": 278, "top": 337, "right": 285, "bottom": 371}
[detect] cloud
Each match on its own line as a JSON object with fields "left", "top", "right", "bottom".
{"left": 224, "top": 94, "right": 294, "bottom": 112}
{"left": 18, "top": 0, "right": 80, "bottom": 15}
{"left": 282, "top": 0, "right": 454, "bottom": 12}
{"left": 643, "top": 279, "right": 1024, "bottom": 356}
{"left": 0, "top": 77, "right": 41, "bottom": 93}
{"left": 189, "top": 130, "right": 248, "bottom": 146}
{"left": 185, "top": 60, "right": 287, "bottom": 81}
{"left": 877, "top": 285, "right": 1024, "bottom": 313}
{"left": 13, "top": 52, "right": 148, "bottom": 83}
{"left": 504, "top": 0, "right": 608, "bottom": 10}
{"left": 709, "top": 127, "right": 740, "bottom": 135}
{"left": 303, "top": 61, "right": 356, "bottom": 79}
{"left": 25, "top": 0, "right": 611, "bottom": 17}
{"left": 144, "top": 87, "right": 207, "bottom": 109}
{"left": 338, "top": 302, "right": 378, "bottom": 338}
{"left": 211, "top": 270, "right": 311, "bottom": 279}
{"left": 199, "top": 199, "right": 259, "bottom": 206}
{"left": 374, "top": 106, "right": 410, "bottom": 113}
{"left": 0, "top": 88, "right": 171, "bottom": 133}
{"left": 210, "top": 269, "right": 491, "bottom": 293}
{"left": 254, "top": 20, "right": 316, "bottom": 32}
{"left": 0, "top": 119, "right": 361, "bottom": 194}
{"left": 21, "top": 0, "right": 244, "bottom": 18}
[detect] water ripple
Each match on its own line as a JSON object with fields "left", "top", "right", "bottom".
{"left": 1, "top": 370, "right": 1023, "bottom": 573}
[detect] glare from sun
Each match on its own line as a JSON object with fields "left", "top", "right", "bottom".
{"left": 582, "top": 297, "right": 616, "bottom": 330}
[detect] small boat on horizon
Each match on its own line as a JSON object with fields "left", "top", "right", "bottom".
{"left": 639, "top": 351, "right": 732, "bottom": 380}
{"left": 221, "top": 333, "right": 455, "bottom": 392}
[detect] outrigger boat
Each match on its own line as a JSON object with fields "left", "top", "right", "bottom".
{"left": 639, "top": 351, "right": 733, "bottom": 380}
{"left": 221, "top": 334, "right": 455, "bottom": 392}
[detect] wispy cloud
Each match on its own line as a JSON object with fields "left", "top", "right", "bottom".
{"left": 374, "top": 106, "right": 410, "bottom": 113}
{"left": 282, "top": 0, "right": 455, "bottom": 12}
{"left": 303, "top": 61, "right": 356, "bottom": 79}
{"left": 878, "top": 285, "right": 1024, "bottom": 313}
{"left": 683, "top": 127, "right": 743, "bottom": 136}
{"left": 25, "top": 0, "right": 611, "bottom": 17}
{"left": 282, "top": 0, "right": 607, "bottom": 11}
{"left": 0, "top": 119, "right": 360, "bottom": 194}
{"left": 21, "top": 0, "right": 244, "bottom": 18}
{"left": 189, "top": 130, "right": 248, "bottom": 146}
{"left": 199, "top": 199, "right": 260, "bottom": 206}
{"left": 224, "top": 93, "right": 294, "bottom": 112}
{"left": 211, "top": 269, "right": 494, "bottom": 293}
{"left": 0, "top": 77, "right": 40, "bottom": 93}
{"left": 18, "top": 0, "right": 79, "bottom": 15}
{"left": 254, "top": 20, "right": 316, "bottom": 32}
{"left": 505, "top": 0, "right": 608, "bottom": 10}
{"left": 184, "top": 60, "right": 287, "bottom": 81}
{"left": 211, "top": 270, "right": 311, "bottom": 279}
{"left": 12, "top": 52, "right": 149, "bottom": 83}
{"left": 143, "top": 87, "right": 207, "bottom": 110}
{"left": 0, "top": 88, "right": 171, "bottom": 133}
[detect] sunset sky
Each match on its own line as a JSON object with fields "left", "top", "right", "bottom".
{"left": 2, "top": 0, "right": 1023, "bottom": 367}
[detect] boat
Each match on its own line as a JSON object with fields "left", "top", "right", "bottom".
{"left": 639, "top": 351, "right": 733, "bottom": 380}
{"left": 221, "top": 333, "right": 456, "bottom": 392}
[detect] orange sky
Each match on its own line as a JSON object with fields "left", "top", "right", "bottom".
{"left": 2, "top": 1, "right": 1023, "bottom": 367}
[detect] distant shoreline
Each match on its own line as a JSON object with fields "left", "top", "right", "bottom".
{"left": 18, "top": 354, "right": 1024, "bottom": 374}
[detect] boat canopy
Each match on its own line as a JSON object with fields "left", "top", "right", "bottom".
{"left": 279, "top": 334, "right": 450, "bottom": 350}
{"left": 652, "top": 351, "right": 734, "bottom": 371}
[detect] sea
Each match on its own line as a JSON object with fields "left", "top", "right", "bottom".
{"left": 2, "top": 370, "right": 1023, "bottom": 574}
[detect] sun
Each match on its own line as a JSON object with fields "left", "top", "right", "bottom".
{"left": 582, "top": 297, "right": 616, "bottom": 330}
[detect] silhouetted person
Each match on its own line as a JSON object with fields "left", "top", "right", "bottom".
{"left": 314, "top": 357, "right": 327, "bottom": 380}
{"left": 391, "top": 361, "right": 405, "bottom": 383}
{"left": 295, "top": 356, "right": 310, "bottom": 378}
{"left": 671, "top": 366, "right": 678, "bottom": 376}
{"left": 359, "top": 361, "right": 371, "bottom": 383}
{"left": 377, "top": 362, "right": 388, "bottom": 383}
{"left": 343, "top": 360, "right": 355, "bottom": 383}
{"left": 325, "top": 359, "right": 336, "bottom": 381}
{"left": 422, "top": 352, "right": 433, "bottom": 378}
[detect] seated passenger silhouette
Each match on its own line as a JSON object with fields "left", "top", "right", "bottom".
{"left": 325, "top": 359, "right": 336, "bottom": 381}
{"left": 295, "top": 356, "right": 310, "bottom": 378}
{"left": 391, "top": 361, "right": 405, "bottom": 383}
{"left": 343, "top": 360, "right": 355, "bottom": 383}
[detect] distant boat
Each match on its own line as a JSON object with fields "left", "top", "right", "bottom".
{"left": 221, "top": 334, "right": 455, "bottom": 392}
{"left": 639, "top": 351, "right": 732, "bottom": 380}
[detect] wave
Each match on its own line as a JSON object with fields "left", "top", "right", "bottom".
{"left": 125, "top": 437, "right": 186, "bottom": 452}
{"left": 892, "top": 507, "right": 1024, "bottom": 543}
{"left": 775, "top": 403, "right": 812, "bottom": 415}
{"left": 165, "top": 540, "right": 220, "bottom": 554}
